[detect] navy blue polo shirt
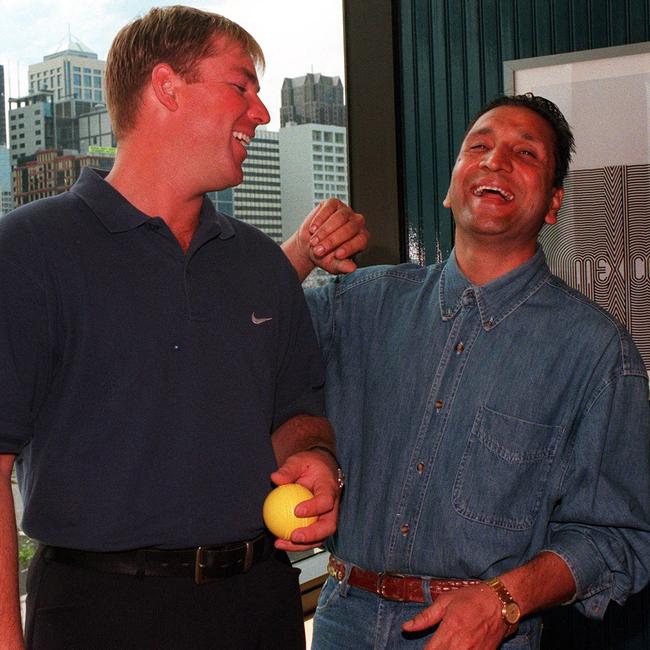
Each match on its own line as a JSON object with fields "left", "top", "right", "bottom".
{"left": 0, "top": 167, "right": 324, "bottom": 551}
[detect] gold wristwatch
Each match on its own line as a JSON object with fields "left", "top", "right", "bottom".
{"left": 484, "top": 577, "right": 521, "bottom": 636}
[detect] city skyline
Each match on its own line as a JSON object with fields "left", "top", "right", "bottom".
{"left": 0, "top": 0, "right": 346, "bottom": 130}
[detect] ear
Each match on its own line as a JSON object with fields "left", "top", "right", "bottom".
{"left": 544, "top": 187, "right": 564, "bottom": 225}
{"left": 151, "top": 64, "right": 179, "bottom": 112}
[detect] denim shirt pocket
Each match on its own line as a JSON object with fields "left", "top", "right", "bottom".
{"left": 452, "top": 405, "right": 563, "bottom": 530}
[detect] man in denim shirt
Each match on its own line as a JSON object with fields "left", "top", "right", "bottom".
{"left": 284, "top": 94, "right": 650, "bottom": 649}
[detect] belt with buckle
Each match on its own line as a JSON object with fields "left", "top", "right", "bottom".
{"left": 327, "top": 556, "right": 481, "bottom": 603}
{"left": 42, "top": 533, "right": 272, "bottom": 584}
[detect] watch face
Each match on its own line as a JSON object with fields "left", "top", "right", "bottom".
{"left": 504, "top": 602, "right": 521, "bottom": 624}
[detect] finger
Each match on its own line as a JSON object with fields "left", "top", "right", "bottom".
{"left": 402, "top": 601, "right": 444, "bottom": 633}
{"left": 310, "top": 207, "right": 352, "bottom": 245}
{"left": 311, "top": 213, "right": 365, "bottom": 254}
{"left": 290, "top": 512, "right": 337, "bottom": 544}
{"left": 273, "top": 537, "right": 325, "bottom": 552}
{"left": 294, "top": 492, "right": 336, "bottom": 518}
{"left": 308, "top": 199, "right": 342, "bottom": 235}
{"left": 270, "top": 467, "right": 298, "bottom": 486}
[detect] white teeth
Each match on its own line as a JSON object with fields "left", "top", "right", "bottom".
{"left": 233, "top": 131, "right": 251, "bottom": 146}
{"left": 473, "top": 185, "right": 514, "bottom": 201}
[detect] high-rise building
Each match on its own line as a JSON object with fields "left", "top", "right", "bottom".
{"left": 0, "top": 65, "right": 7, "bottom": 146}
{"left": 209, "top": 129, "right": 283, "bottom": 243}
{"left": 280, "top": 73, "right": 346, "bottom": 128}
{"left": 78, "top": 106, "right": 116, "bottom": 153}
{"left": 279, "top": 123, "right": 349, "bottom": 242}
{"left": 12, "top": 148, "right": 113, "bottom": 206}
{"left": 8, "top": 92, "right": 54, "bottom": 166}
{"left": 28, "top": 35, "right": 105, "bottom": 104}
{"left": 0, "top": 147, "right": 13, "bottom": 216}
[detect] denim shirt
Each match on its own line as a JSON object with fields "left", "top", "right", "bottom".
{"left": 306, "top": 248, "right": 650, "bottom": 619}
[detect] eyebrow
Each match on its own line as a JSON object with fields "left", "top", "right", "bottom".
{"left": 236, "top": 66, "right": 260, "bottom": 92}
{"left": 469, "top": 126, "right": 545, "bottom": 146}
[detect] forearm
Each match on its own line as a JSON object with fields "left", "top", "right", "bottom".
{"left": 0, "top": 454, "right": 23, "bottom": 649}
{"left": 271, "top": 414, "right": 335, "bottom": 467}
{"left": 498, "top": 551, "right": 576, "bottom": 617}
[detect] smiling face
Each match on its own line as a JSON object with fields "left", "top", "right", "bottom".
{"left": 444, "top": 105, "right": 564, "bottom": 255}
{"left": 174, "top": 36, "right": 270, "bottom": 193}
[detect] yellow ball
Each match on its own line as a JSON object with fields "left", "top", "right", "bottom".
{"left": 263, "top": 483, "right": 318, "bottom": 540}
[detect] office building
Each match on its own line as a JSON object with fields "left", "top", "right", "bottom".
{"left": 209, "top": 129, "right": 283, "bottom": 243}
{"left": 12, "top": 148, "right": 113, "bottom": 206}
{"left": 280, "top": 73, "right": 346, "bottom": 127}
{"left": 78, "top": 106, "right": 116, "bottom": 153}
{"left": 8, "top": 93, "right": 54, "bottom": 166}
{"left": 28, "top": 35, "right": 105, "bottom": 104}
{"left": 0, "top": 65, "right": 6, "bottom": 146}
{"left": 279, "top": 123, "right": 349, "bottom": 242}
{"left": 0, "top": 147, "right": 13, "bottom": 215}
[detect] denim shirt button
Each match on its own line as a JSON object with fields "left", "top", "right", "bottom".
{"left": 483, "top": 318, "right": 494, "bottom": 329}
{"left": 455, "top": 342, "right": 465, "bottom": 353}
{"left": 416, "top": 462, "right": 425, "bottom": 474}
{"left": 400, "top": 524, "right": 410, "bottom": 535}
{"left": 435, "top": 399, "right": 444, "bottom": 411}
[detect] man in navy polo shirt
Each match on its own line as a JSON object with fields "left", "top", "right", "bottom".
{"left": 0, "top": 7, "right": 365, "bottom": 649}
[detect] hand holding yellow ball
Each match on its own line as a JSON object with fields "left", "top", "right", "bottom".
{"left": 263, "top": 483, "right": 318, "bottom": 540}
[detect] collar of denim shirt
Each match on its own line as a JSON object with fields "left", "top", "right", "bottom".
{"left": 439, "top": 247, "right": 553, "bottom": 331}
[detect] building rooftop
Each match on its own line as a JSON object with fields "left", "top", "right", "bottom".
{"left": 43, "top": 32, "right": 98, "bottom": 61}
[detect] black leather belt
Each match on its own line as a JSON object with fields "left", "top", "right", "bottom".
{"left": 42, "top": 533, "right": 272, "bottom": 584}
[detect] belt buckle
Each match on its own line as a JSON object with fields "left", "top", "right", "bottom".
{"left": 376, "top": 572, "right": 407, "bottom": 602}
{"left": 194, "top": 540, "right": 255, "bottom": 585}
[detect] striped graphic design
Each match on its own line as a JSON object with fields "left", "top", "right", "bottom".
{"left": 539, "top": 165, "right": 650, "bottom": 374}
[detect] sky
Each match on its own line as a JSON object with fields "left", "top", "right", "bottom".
{"left": 0, "top": 0, "right": 346, "bottom": 130}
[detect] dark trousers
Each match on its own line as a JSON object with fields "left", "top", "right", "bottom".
{"left": 25, "top": 547, "right": 306, "bottom": 649}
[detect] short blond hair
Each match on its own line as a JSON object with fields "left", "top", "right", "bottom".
{"left": 105, "top": 5, "right": 264, "bottom": 140}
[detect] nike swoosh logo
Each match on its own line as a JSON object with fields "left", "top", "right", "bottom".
{"left": 252, "top": 313, "right": 273, "bottom": 325}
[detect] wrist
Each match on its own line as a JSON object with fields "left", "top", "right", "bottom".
{"left": 306, "top": 445, "right": 345, "bottom": 490}
{"left": 281, "top": 233, "right": 315, "bottom": 281}
{"left": 484, "top": 576, "right": 521, "bottom": 637}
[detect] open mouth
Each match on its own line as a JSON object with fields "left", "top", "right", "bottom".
{"left": 233, "top": 131, "right": 251, "bottom": 147}
{"left": 473, "top": 185, "right": 514, "bottom": 201}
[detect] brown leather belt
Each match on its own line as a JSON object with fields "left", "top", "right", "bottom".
{"left": 327, "top": 556, "right": 481, "bottom": 603}
{"left": 43, "top": 533, "right": 272, "bottom": 585}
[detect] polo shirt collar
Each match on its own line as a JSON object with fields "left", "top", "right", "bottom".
{"left": 439, "top": 247, "right": 551, "bottom": 330}
{"left": 70, "top": 167, "right": 235, "bottom": 240}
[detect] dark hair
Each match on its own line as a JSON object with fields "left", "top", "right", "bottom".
{"left": 465, "top": 93, "right": 575, "bottom": 187}
{"left": 105, "top": 5, "right": 264, "bottom": 140}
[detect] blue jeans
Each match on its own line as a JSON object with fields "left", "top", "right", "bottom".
{"left": 312, "top": 575, "right": 543, "bottom": 649}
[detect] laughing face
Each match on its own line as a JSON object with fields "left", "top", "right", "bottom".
{"left": 175, "top": 36, "right": 270, "bottom": 193}
{"left": 444, "top": 105, "right": 564, "bottom": 253}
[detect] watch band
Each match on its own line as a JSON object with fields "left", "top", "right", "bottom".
{"left": 306, "top": 445, "right": 345, "bottom": 489}
{"left": 484, "top": 577, "right": 521, "bottom": 637}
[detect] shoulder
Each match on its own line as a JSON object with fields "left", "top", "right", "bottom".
{"left": 1, "top": 192, "right": 80, "bottom": 233}
{"left": 542, "top": 274, "right": 647, "bottom": 377}
{"left": 331, "top": 262, "right": 441, "bottom": 296}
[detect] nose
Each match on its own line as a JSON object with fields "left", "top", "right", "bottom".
{"left": 250, "top": 94, "right": 271, "bottom": 126}
{"left": 480, "top": 145, "right": 512, "bottom": 172}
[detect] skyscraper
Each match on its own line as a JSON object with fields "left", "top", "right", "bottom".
{"left": 208, "top": 130, "right": 283, "bottom": 243}
{"left": 279, "top": 123, "right": 349, "bottom": 242}
{"left": 0, "top": 65, "right": 7, "bottom": 146}
{"left": 280, "top": 73, "right": 346, "bottom": 127}
{"left": 28, "top": 34, "right": 105, "bottom": 104}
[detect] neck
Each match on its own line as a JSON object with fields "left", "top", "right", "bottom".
{"left": 454, "top": 236, "right": 537, "bottom": 285}
{"left": 106, "top": 141, "right": 203, "bottom": 252}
